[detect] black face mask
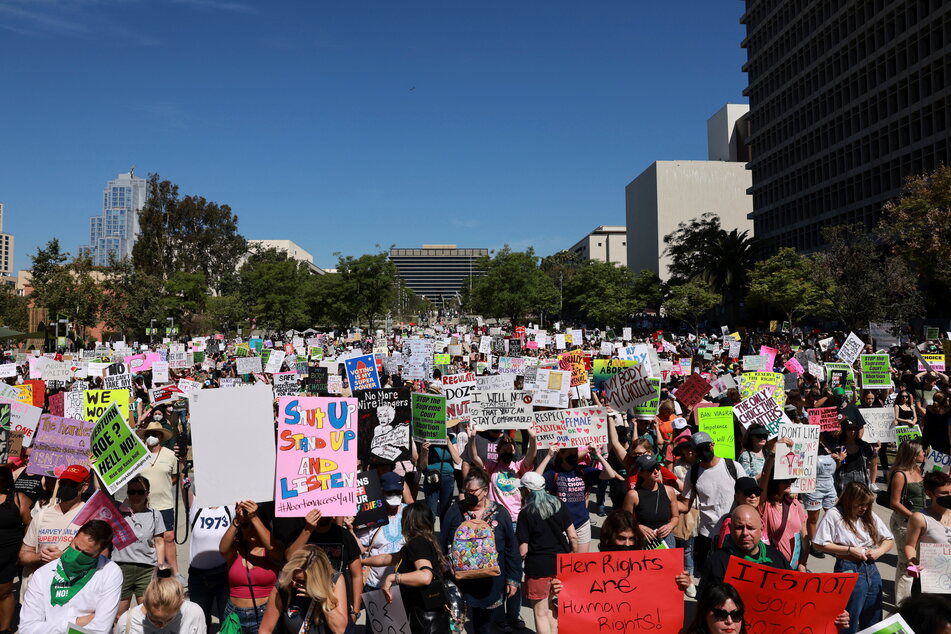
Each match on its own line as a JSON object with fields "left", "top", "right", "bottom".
{"left": 498, "top": 452, "right": 514, "bottom": 463}
{"left": 464, "top": 493, "right": 480, "bottom": 509}
{"left": 697, "top": 446, "right": 715, "bottom": 463}
{"left": 936, "top": 495, "right": 951, "bottom": 510}
{"left": 612, "top": 544, "right": 639, "bottom": 551}
{"left": 58, "top": 483, "right": 80, "bottom": 502}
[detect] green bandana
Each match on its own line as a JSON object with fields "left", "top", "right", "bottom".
{"left": 724, "top": 535, "right": 772, "bottom": 565}
{"left": 50, "top": 547, "right": 98, "bottom": 606}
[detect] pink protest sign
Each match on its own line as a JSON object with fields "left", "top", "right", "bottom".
{"left": 759, "top": 346, "right": 778, "bottom": 372}
{"left": 808, "top": 407, "right": 839, "bottom": 432}
{"left": 784, "top": 357, "right": 805, "bottom": 375}
{"left": 275, "top": 396, "right": 359, "bottom": 517}
{"left": 71, "top": 490, "right": 137, "bottom": 549}
{"left": 124, "top": 352, "right": 161, "bottom": 373}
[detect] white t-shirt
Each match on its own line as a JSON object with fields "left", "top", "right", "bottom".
{"left": 19, "top": 556, "right": 122, "bottom": 634}
{"left": 681, "top": 459, "right": 748, "bottom": 537}
{"left": 814, "top": 506, "right": 894, "bottom": 549}
{"left": 188, "top": 505, "right": 233, "bottom": 570}
{"left": 22, "top": 502, "right": 86, "bottom": 590}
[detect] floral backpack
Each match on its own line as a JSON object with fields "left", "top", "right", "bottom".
{"left": 450, "top": 503, "right": 501, "bottom": 579}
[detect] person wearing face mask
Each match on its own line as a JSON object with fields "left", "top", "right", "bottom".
{"left": 18, "top": 465, "right": 90, "bottom": 597}
{"left": 135, "top": 421, "right": 180, "bottom": 578}
{"left": 356, "top": 472, "right": 407, "bottom": 593}
{"left": 19, "top": 519, "right": 123, "bottom": 634}
{"left": 678, "top": 432, "right": 746, "bottom": 575}
{"left": 904, "top": 471, "right": 951, "bottom": 591}
{"left": 115, "top": 573, "right": 207, "bottom": 634}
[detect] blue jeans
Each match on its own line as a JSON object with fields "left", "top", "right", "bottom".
{"left": 834, "top": 559, "right": 882, "bottom": 634}
{"left": 188, "top": 564, "right": 229, "bottom": 629}
{"left": 423, "top": 470, "right": 456, "bottom": 520}
{"left": 676, "top": 537, "right": 695, "bottom": 576}
{"left": 223, "top": 601, "right": 266, "bottom": 634}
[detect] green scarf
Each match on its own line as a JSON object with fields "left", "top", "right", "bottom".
{"left": 724, "top": 535, "right": 772, "bottom": 565}
{"left": 50, "top": 547, "right": 98, "bottom": 606}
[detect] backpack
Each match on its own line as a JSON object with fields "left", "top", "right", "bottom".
{"left": 689, "top": 458, "right": 738, "bottom": 491}
{"left": 449, "top": 503, "right": 501, "bottom": 580}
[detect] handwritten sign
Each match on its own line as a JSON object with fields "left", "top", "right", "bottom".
{"left": 476, "top": 374, "right": 515, "bottom": 392}
{"left": 861, "top": 408, "right": 896, "bottom": 444}
{"left": 837, "top": 332, "right": 865, "bottom": 365}
{"left": 808, "top": 407, "right": 840, "bottom": 432}
{"left": 90, "top": 403, "right": 149, "bottom": 494}
{"left": 739, "top": 372, "right": 786, "bottom": 408}
{"left": 742, "top": 355, "right": 767, "bottom": 371}
{"left": 920, "top": 542, "right": 951, "bottom": 594}
{"left": 411, "top": 392, "right": 447, "bottom": 445}
{"left": 896, "top": 424, "right": 922, "bottom": 445}
{"left": 592, "top": 360, "right": 638, "bottom": 390}
{"left": 924, "top": 448, "right": 951, "bottom": 474}
{"left": 603, "top": 364, "right": 655, "bottom": 411}
{"left": 697, "top": 407, "right": 735, "bottom": 459}
{"left": 362, "top": 587, "right": 409, "bottom": 634}
{"left": 275, "top": 396, "right": 358, "bottom": 517}
{"left": 733, "top": 388, "right": 785, "bottom": 435}
{"left": 26, "top": 415, "right": 94, "bottom": 477}
{"left": 557, "top": 549, "right": 684, "bottom": 633}
{"left": 674, "top": 373, "right": 712, "bottom": 409}
{"left": 470, "top": 391, "right": 534, "bottom": 431}
{"left": 725, "top": 557, "right": 856, "bottom": 634}
{"left": 83, "top": 389, "right": 129, "bottom": 424}
{"left": 775, "top": 423, "right": 820, "bottom": 493}
{"left": 559, "top": 349, "right": 588, "bottom": 387}
{"left": 442, "top": 371, "right": 476, "bottom": 422}
{"left": 526, "top": 368, "right": 571, "bottom": 408}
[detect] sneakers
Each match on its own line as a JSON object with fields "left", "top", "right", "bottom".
{"left": 685, "top": 583, "right": 697, "bottom": 599}
{"left": 597, "top": 505, "right": 607, "bottom": 517}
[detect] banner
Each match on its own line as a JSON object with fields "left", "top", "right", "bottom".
{"left": 90, "top": 403, "right": 149, "bottom": 494}
{"left": 344, "top": 354, "right": 381, "bottom": 391}
{"left": 697, "top": 407, "right": 735, "bottom": 459}
{"left": 774, "top": 422, "right": 820, "bottom": 493}
{"left": 861, "top": 408, "right": 896, "bottom": 444}
{"left": 837, "top": 332, "right": 865, "bottom": 365}
{"left": 442, "top": 371, "right": 476, "bottom": 422}
{"left": 603, "top": 364, "right": 655, "bottom": 411}
{"left": 556, "top": 549, "right": 685, "bottom": 633}
{"left": 733, "top": 388, "right": 787, "bottom": 436}
{"left": 356, "top": 388, "right": 412, "bottom": 463}
{"left": 83, "top": 390, "right": 129, "bottom": 424}
{"left": 275, "top": 396, "right": 358, "bottom": 517}
{"left": 26, "top": 415, "right": 94, "bottom": 477}
{"left": 808, "top": 407, "right": 840, "bottom": 432}
{"left": 860, "top": 354, "right": 892, "bottom": 389}
{"left": 353, "top": 470, "right": 388, "bottom": 531}
{"left": 411, "top": 392, "right": 447, "bottom": 445}
{"left": 470, "top": 391, "right": 534, "bottom": 431}
{"left": 724, "top": 557, "right": 856, "bottom": 634}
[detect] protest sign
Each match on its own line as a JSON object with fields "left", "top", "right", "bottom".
{"left": 861, "top": 408, "right": 896, "bottom": 444}
{"left": 728, "top": 339, "right": 742, "bottom": 358}
{"left": 149, "top": 385, "right": 184, "bottom": 406}
{"left": 824, "top": 362, "right": 855, "bottom": 387}
{"left": 742, "top": 355, "right": 767, "bottom": 371}
{"left": 725, "top": 557, "right": 856, "bottom": 634}
{"left": 362, "top": 587, "right": 409, "bottom": 634}
{"left": 263, "top": 349, "right": 286, "bottom": 374}
{"left": 70, "top": 489, "right": 137, "bottom": 550}
{"left": 697, "top": 407, "right": 735, "bottom": 459}
{"left": 402, "top": 339, "right": 434, "bottom": 380}
{"left": 90, "top": 404, "right": 149, "bottom": 494}
{"left": 272, "top": 372, "right": 299, "bottom": 398}
{"left": 26, "top": 415, "right": 94, "bottom": 478}
{"left": 83, "top": 390, "right": 129, "bottom": 424}
{"left": 709, "top": 373, "right": 737, "bottom": 398}
{"left": 924, "top": 448, "right": 951, "bottom": 474}
{"left": 784, "top": 357, "right": 805, "bottom": 375}
{"left": 344, "top": 354, "right": 380, "bottom": 391}
{"left": 41, "top": 361, "right": 73, "bottom": 382}
{"left": 526, "top": 368, "right": 571, "bottom": 408}
{"left": 674, "top": 373, "right": 712, "bottom": 409}
{"left": 808, "top": 407, "right": 840, "bottom": 432}
{"left": 189, "top": 384, "right": 276, "bottom": 507}
{"left": 917, "top": 353, "right": 946, "bottom": 372}
{"left": 592, "top": 359, "right": 638, "bottom": 390}
{"left": 896, "top": 424, "right": 922, "bottom": 445}
{"left": 306, "top": 366, "right": 329, "bottom": 394}
{"left": 557, "top": 406, "right": 609, "bottom": 448}
{"left": 0, "top": 363, "right": 15, "bottom": 379}
{"left": 327, "top": 374, "right": 343, "bottom": 394}
{"left": 275, "top": 396, "right": 358, "bottom": 517}
{"left": 759, "top": 345, "right": 778, "bottom": 371}
{"left": 775, "top": 422, "right": 820, "bottom": 493}
{"left": 920, "top": 542, "right": 951, "bottom": 594}
{"left": 103, "top": 373, "right": 132, "bottom": 395}
{"left": 13, "top": 384, "right": 32, "bottom": 406}
{"left": 476, "top": 373, "right": 515, "bottom": 392}
{"left": 411, "top": 392, "right": 447, "bottom": 444}
{"left": 168, "top": 351, "right": 193, "bottom": 369}
{"left": 470, "top": 391, "right": 534, "bottom": 431}
{"left": 854, "top": 613, "right": 916, "bottom": 634}
{"left": 151, "top": 361, "right": 169, "bottom": 384}
{"left": 353, "top": 470, "right": 388, "bottom": 531}
{"left": 357, "top": 388, "right": 411, "bottom": 463}
{"left": 557, "top": 548, "right": 684, "bottom": 633}
{"left": 443, "top": 371, "right": 476, "bottom": 422}
{"left": 739, "top": 371, "right": 786, "bottom": 408}
{"left": 733, "top": 388, "right": 786, "bottom": 436}
{"left": 837, "top": 332, "right": 865, "bottom": 365}
{"left": 559, "top": 349, "right": 588, "bottom": 387}
{"left": 497, "top": 356, "right": 526, "bottom": 375}
{"left": 860, "top": 354, "right": 892, "bottom": 389}
{"left": 48, "top": 392, "right": 64, "bottom": 417}
{"left": 123, "top": 352, "right": 160, "bottom": 373}
{"left": 434, "top": 352, "right": 451, "bottom": 366}
{"left": 236, "top": 356, "right": 263, "bottom": 375}
{"left": 531, "top": 409, "right": 571, "bottom": 449}
{"left": 634, "top": 378, "right": 662, "bottom": 420}
{"left": 1, "top": 400, "right": 41, "bottom": 447}
{"left": 603, "top": 364, "right": 655, "bottom": 411}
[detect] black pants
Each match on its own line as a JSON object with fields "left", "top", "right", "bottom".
{"left": 694, "top": 535, "right": 713, "bottom": 577}
{"left": 188, "top": 564, "right": 229, "bottom": 629}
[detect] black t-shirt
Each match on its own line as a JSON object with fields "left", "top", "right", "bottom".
{"left": 396, "top": 535, "right": 441, "bottom": 607}
{"left": 515, "top": 505, "right": 571, "bottom": 578}
{"left": 13, "top": 473, "right": 44, "bottom": 503}
{"left": 306, "top": 524, "right": 359, "bottom": 608}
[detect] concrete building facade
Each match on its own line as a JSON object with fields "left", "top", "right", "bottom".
{"left": 742, "top": 0, "right": 951, "bottom": 251}
{"left": 80, "top": 170, "right": 147, "bottom": 266}
{"left": 0, "top": 204, "right": 14, "bottom": 277}
{"left": 389, "top": 245, "right": 488, "bottom": 305}
{"left": 568, "top": 226, "right": 627, "bottom": 266}
{"left": 247, "top": 239, "right": 324, "bottom": 274}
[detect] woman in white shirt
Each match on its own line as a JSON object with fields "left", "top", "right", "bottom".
{"left": 115, "top": 573, "right": 206, "bottom": 634}
{"left": 814, "top": 482, "right": 894, "bottom": 634}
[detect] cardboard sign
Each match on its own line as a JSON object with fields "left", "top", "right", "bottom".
{"left": 90, "top": 403, "right": 149, "bottom": 494}
{"left": 808, "top": 407, "right": 840, "bottom": 432}
{"left": 920, "top": 542, "right": 951, "bottom": 594}
{"left": 353, "top": 470, "right": 388, "bottom": 531}
{"left": 557, "top": 549, "right": 685, "bottom": 633}
{"left": 356, "top": 388, "right": 412, "bottom": 464}
{"left": 837, "top": 332, "right": 865, "bottom": 365}
{"left": 83, "top": 390, "right": 129, "bottom": 424}
{"left": 725, "top": 557, "right": 856, "bottom": 634}
{"left": 411, "top": 392, "right": 447, "bottom": 445}
{"left": 603, "top": 364, "right": 655, "bottom": 411}
{"left": 442, "top": 371, "right": 476, "bottom": 422}
{"left": 275, "top": 396, "right": 359, "bottom": 517}
{"left": 674, "top": 373, "right": 712, "bottom": 409}
{"left": 344, "top": 354, "right": 380, "bottom": 391}
{"left": 26, "top": 415, "right": 94, "bottom": 477}
{"left": 470, "top": 390, "right": 534, "bottom": 431}
{"left": 861, "top": 408, "right": 896, "bottom": 444}
{"left": 362, "top": 587, "right": 409, "bottom": 634}
{"left": 733, "top": 388, "right": 786, "bottom": 436}
{"left": 697, "top": 407, "right": 735, "bottom": 460}
{"left": 860, "top": 354, "right": 892, "bottom": 389}
{"left": 476, "top": 374, "right": 515, "bottom": 392}
{"left": 526, "top": 368, "right": 571, "bottom": 408}
{"left": 775, "top": 423, "right": 820, "bottom": 493}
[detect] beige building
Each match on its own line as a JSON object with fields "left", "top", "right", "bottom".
{"left": 568, "top": 226, "right": 627, "bottom": 266}
{"left": 246, "top": 239, "right": 324, "bottom": 274}
{"left": 0, "top": 204, "right": 14, "bottom": 278}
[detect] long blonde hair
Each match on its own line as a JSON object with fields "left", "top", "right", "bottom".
{"left": 837, "top": 482, "right": 882, "bottom": 545}
{"left": 277, "top": 546, "right": 339, "bottom": 615}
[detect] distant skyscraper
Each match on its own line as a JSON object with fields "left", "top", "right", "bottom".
{"left": 0, "top": 203, "right": 13, "bottom": 277}
{"left": 80, "top": 170, "right": 147, "bottom": 266}
{"left": 389, "top": 245, "right": 488, "bottom": 305}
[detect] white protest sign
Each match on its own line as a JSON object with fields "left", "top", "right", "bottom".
{"left": 532, "top": 409, "right": 572, "bottom": 449}
{"left": 837, "top": 332, "right": 864, "bottom": 365}
{"left": 1, "top": 399, "right": 43, "bottom": 447}
{"left": 41, "top": 361, "right": 73, "bottom": 382}
{"left": 362, "top": 587, "right": 409, "bottom": 634}
{"left": 925, "top": 448, "right": 951, "bottom": 474}
{"left": 774, "top": 423, "right": 819, "bottom": 493}
{"left": 807, "top": 361, "right": 825, "bottom": 381}
{"left": 443, "top": 371, "right": 476, "bottom": 422}
{"left": 742, "top": 355, "right": 767, "bottom": 371}
{"left": 476, "top": 374, "right": 515, "bottom": 392}
{"left": 860, "top": 408, "right": 896, "bottom": 444}
{"left": 562, "top": 406, "right": 609, "bottom": 449}
{"left": 177, "top": 378, "right": 203, "bottom": 394}
{"left": 920, "top": 542, "right": 951, "bottom": 594}
{"left": 469, "top": 391, "right": 534, "bottom": 431}
{"left": 526, "top": 368, "right": 571, "bottom": 408}
{"left": 151, "top": 361, "right": 169, "bottom": 384}
{"left": 0, "top": 363, "right": 16, "bottom": 379}
{"left": 602, "top": 364, "right": 654, "bottom": 410}
{"left": 236, "top": 356, "right": 263, "bottom": 375}
{"left": 263, "top": 350, "right": 286, "bottom": 374}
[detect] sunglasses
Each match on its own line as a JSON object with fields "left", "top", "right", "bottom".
{"left": 712, "top": 608, "right": 743, "bottom": 622}
{"left": 127, "top": 489, "right": 147, "bottom": 495}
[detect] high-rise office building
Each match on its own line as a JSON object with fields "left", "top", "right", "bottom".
{"left": 742, "top": 1, "right": 951, "bottom": 251}
{"left": 567, "top": 226, "right": 628, "bottom": 266}
{"left": 389, "top": 245, "right": 488, "bottom": 305}
{"left": 80, "top": 170, "right": 147, "bottom": 266}
{"left": 0, "top": 204, "right": 14, "bottom": 278}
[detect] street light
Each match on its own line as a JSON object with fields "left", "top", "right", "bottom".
{"left": 150, "top": 319, "right": 156, "bottom": 345}
{"left": 166, "top": 317, "right": 175, "bottom": 340}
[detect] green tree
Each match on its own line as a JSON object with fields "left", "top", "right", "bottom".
{"left": 540, "top": 250, "right": 584, "bottom": 319}
{"left": 239, "top": 247, "right": 313, "bottom": 333}
{"left": 662, "top": 212, "right": 722, "bottom": 284}
{"left": 161, "top": 272, "right": 208, "bottom": 334}
{"left": 468, "top": 247, "right": 558, "bottom": 325}
{"left": 206, "top": 295, "right": 248, "bottom": 335}
{"left": 631, "top": 269, "right": 666, "bottom": 313}
{"left": 663, "top": 279, "right": 720, "bottom": 336}
{"left": 563, "top": 261, "right": 641, "bottom": 329}
{"left": 746, "top": 248, "right": 831, "bottom": 327}
{"left": 29, "top": 243, "right": 103, "bottom": 338}
{"left": 132, "top": 174, "right": 247, "bottom": 294}
{"left": 28, "top": 239, "right": 69, "bottom": 310}
{"left": 0, "top": 287, "right": 29, "bottom": 332}
{"left": 100, "top": 257, "right": 166, "bottom": 338}
{"left": 333, "top": 252, "right": 398, "bottom": 329}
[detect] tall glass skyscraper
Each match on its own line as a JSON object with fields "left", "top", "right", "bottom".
{"left": 80, "top": 170, "right": 147, "bottom": 266}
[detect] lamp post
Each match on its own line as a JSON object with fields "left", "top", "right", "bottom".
{"left": 150, "top": 319, "right": 156, "bottom": 345}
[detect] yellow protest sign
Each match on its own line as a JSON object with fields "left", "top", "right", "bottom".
{"left": 14, "top": 384, "right": 32, "bottom": 404}
{"left": 83, "top": 389, "right": 130, "bottom": 423}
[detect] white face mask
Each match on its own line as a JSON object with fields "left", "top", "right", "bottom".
{"left": 146, "top": 436, "right": 160, "bottom": 447}
{"left": 385, "top": 495, "right": 402, "bottom": 507}
{"left": 153, "top": 413, "right": 164, "bottom": 421}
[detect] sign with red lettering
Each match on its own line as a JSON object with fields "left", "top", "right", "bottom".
{"left": 673, "top": 373, "right": 712, "bottom": 409}
{"left": 557, "top": 549, "right": 684, "bottom": 633}
{"left": 808, "top": 406, "right": 839, "bottom": 432}
{"left": 724, "top": 557, "right": 856, "bottom": 634}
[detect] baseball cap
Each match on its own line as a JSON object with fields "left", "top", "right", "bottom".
{"left": 735, "top": 477, "right": 762, "bottom": 496}
{"left": 520, "top": 472, "right": 546, "bottom": 491}
{"left": 672, "top": 417, "right": 689, "bottom": 431}
{"left": 59, "top": 465, "right": 89, "bottom": 483}
{"left": 635, "top": 455, "right": 659, "bottom": 471}
{"left": 689, "top": 431, "right": 713, "bottom": 447}
{"left": 748, "top": 425, "right": 769, "bottom": 438}
{"left": 380, "top": 472, "right": 403, "bottom": 492}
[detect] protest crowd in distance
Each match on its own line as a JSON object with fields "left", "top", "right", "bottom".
{"left": 2, "top": 324, "right": 951, "bottom": 634}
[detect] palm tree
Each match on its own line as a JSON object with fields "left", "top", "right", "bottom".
{"left": 700, "top": 228, "right": 756, "bottom": 324}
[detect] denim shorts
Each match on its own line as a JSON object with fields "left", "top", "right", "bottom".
{"left": 223, "top": 600, "right": 267, "bottom": 633}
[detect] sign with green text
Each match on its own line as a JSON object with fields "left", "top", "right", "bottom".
{"left": 697, "top": 406, "right": 735, "bottom": 459}
{"left": 90, "top": 403, "right": 149, "bottom": 494}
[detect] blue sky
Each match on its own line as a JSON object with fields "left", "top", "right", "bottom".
{"left": 0, "top": 0, "right": 748, "bottom": 272}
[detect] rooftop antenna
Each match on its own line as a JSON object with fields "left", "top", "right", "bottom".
{"left": 129, "top": 165, "right": 135, "bottom": 177}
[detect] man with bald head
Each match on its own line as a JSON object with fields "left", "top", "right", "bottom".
{"left": 697, "top": 504, "right": 788, "bottom": 597}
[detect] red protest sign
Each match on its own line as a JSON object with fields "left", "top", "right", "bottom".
{"left": 674, "top": 373, "right": 712, "bottom": 409}
{"left": 808, "top": 406, "right": 839, "bottom": 432}
{"left": 724, "top": 556, "right": 856, "bottom": 634}
{"left": 557, "top": 548, "right": 684, "bottom": 633}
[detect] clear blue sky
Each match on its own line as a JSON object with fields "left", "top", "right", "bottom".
{"left": 0, "top": 0, "right": 748, "bottom": 272}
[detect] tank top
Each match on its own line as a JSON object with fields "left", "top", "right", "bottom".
{"left": 0, "top": 492, "right": 23, "bottom": 552}
{"left": 919, "top": 510, "right": 951, "bottom": 545}
{"left": 228, "top": 551, "right": 279, "bottom": 600}
{"left": 634, "top": 485, "right": 672, "bottom": 530}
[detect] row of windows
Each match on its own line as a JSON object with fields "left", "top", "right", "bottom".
{"left": 754, "top": 202, "right": 881, "bottom": 253}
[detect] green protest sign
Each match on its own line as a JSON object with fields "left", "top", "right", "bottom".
{"left": 411, "top": 392, "right": 447, "bottom": 445}
{"left": 860, "top": 354, "right": 892, "bottom": 389}
{"left": 90, "top": 403, "right": 149, "bottom": 494}
{"left": 592, "top": 359, "right": 638, "bottom": 390}
{"left": 697, "top": 406, "right": 735, "bottom": 459}
{"left": 896, "top": 424, "right": 922, "bottom": 445}
{"left": 634, "top": 378, "right": 662, "bottom": 419}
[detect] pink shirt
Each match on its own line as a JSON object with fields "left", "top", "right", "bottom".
{"left": 486, "top": 459, "right": 530, "bottom": 522}
{"left": 760, "top": 499, "right": 806, "bottom": 564}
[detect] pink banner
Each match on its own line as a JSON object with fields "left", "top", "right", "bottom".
{"left": 71, "top": 490, "right": 137, "bottom": 550}
{"left": 124, "top": 352, "right": 161, "bottom": 373}
{"left": 275, "top": 396, "right": 358, "bottom": 517}
{"left": 759, "top": 345, "right": 778, "bottom": 372}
